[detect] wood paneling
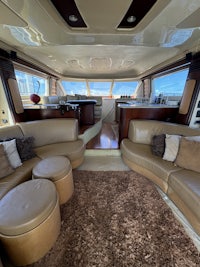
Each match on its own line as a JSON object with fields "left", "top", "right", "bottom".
{"left": 23, "top": 109, "right": 79, "bottom": 121}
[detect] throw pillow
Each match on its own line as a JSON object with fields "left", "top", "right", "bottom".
{"left": 16, "top": 136, "right": 36, "bottom": 162}
{"left": 0, "top": 144, "right": 14, "bottom": 178}
{"left": 151, "top": 134, "right": 166, "bottom": 157}
{"left": 175, "top": 138, "right": 200, "bottom": 173}
{"left": 0, "top": 139, "right": 22, "bottom": 168}
{"left": 162, "top": 134, "right": 181, "bottom": 162}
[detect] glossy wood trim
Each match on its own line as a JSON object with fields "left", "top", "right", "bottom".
{"left": 23, "top": 109, "right": 79, "bottom": 121}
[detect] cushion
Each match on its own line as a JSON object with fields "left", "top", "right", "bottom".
{"left": 16, "top": 136, "right": 36, "bottom": 162}
{"left": 163, "top": 134, "right": 181, "bottom": 162}
{"left": 67, "top": 95, "right": 78, "bottom": 100}
{"left": 75, "top": 94, "right": 87, "bottom": 100}
{"left": 151, "top": 134, "right": 165, "bottom": 157}
{"left": 0, "top": 144, "right": 14, "bottom": 178}
{"left": 0, "top": 139, "right": 22, "bottom": 168}
{"left": 175, "top": 138, "right": 200, "bottom": 173}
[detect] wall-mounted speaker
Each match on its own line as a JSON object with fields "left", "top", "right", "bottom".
{"left": 186, "top": 52, "right": 192, "bottom": 62}
{"left": 10, "top": 51, "right": 17, "bottom": 59}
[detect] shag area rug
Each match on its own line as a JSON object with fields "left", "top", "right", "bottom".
{"left": 28, "top": 171, "right": 200, "bottom": 267}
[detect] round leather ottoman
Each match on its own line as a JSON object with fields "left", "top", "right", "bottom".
{"left": 32, "top": 156, "right": 74, "bottom": 205}
{"left": 0, "top": 179, "right": 61, "bottom": 266}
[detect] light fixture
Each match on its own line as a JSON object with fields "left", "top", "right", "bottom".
{"left": 127, "top": 16, "right": 136, "bottom": 23}
{"left": 51, "top": 0, "right": 87, "bottom": 28}
{"left": 69, "top": 15, "right": 78, "bottom": 22}
{"left": 118, "top": 0, "right": 157, "bottom": 28}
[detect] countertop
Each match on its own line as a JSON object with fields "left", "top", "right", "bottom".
{"left": 118, "top": 103, "right": 179, "bottom": 109}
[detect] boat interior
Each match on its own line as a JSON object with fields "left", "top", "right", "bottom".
{"left": 0, "top": 0, "right": 200, "bottom": 266}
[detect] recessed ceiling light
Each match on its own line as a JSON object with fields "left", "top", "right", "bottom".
{"left": 127, "top": 16, "right": 136, "bottom": 23}
{"left": 69, "top": 15, "right": 78, "bottom": 22}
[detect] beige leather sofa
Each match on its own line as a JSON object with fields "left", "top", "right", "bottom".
{"left": 0, "top": 118, "right": 85, "bottom": 200}
{"left": 120, "top": 120, "right": 200, "bottom": 235}
{"left": 43, "top": 95, "right": 102, "bottom": 119}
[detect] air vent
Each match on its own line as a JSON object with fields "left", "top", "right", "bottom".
{"left": 51, "top": 0, "right": 87, "bottom": 28}
{"left": 118, "top": 0, "right": 157, "bottom": 28}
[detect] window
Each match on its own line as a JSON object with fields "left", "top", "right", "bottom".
{"left": 61, "top": 81, "right": 87, "bottom": 95}
{"left": 61, "top": 79, "right": 139, "bottom": 98}
{"left": 88, "top": 81, "right": 112, "bottom": 96}
{"left": 152, "top": 68, "right": 189, "bottom": 100}
{"left": 112, "top": 81, "right": 139, "bottom": 98}
{"left": 15, "top": 70, "right": 48, "bottom": 96}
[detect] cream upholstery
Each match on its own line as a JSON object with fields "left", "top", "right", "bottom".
{"left": 0, "top": 125, "right": 23, "bottom": 140}
{"left": 121, "top": 139, "right": 182, "bottom": 192}
{"left": 0, "top": 119, "right": 83, "bottom": 264}
{"left": 19, "top": 118, "right": 78, "bottom": 147}
{"left": 0, "top": 179, "right": 61, "bottom": 266}
{"left": 33, "top": 156, "right": 71, "bottom": 181}
{"left": 18, "top": 118, "right": 85, "bottom": 168}
{"left": 121, "top": 119, "right": 200, "bottom": 235}
{"left": 0, "top": 179, "right": 57, "bottom": 236}
{"left": 168, "top": 169, "right": 200, "bottom": 235}
{"left": 32, "top": 156, "right": 74, "bottom": 204}
{"left": 128, "top": 119, "right": 200, "bottom": 144}
{"left": 34, "top": 140, "right": 85, "bottom": 164}
{"left": 0, "top": 157, "right": 41, "bottom": 200}
{"left": 0, "top": 118, "right": 85, "bottom": 199}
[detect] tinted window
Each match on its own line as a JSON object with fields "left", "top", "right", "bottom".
{"left": 152, "top": 68, "right": 189, "bottom": 97}
{"left": 112, "top": 81, "right": 139, "bottom": 98}
{"left": 15, "top": 70, "right": 47, "bottom": 96}
{"left": 61, "top": 81, "right": 87, "bottom": 95}
{"left": 61, "top": 79, "right": 139, "bottom": 97}
{"left": 88, "top": 82, "right": 112, "bottom": 96}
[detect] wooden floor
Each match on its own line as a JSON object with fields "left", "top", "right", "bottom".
{"left": 84, "top": 122, "right": 119, "bottom": 149}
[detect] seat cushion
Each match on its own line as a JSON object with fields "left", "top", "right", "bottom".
{"left": 168, "top": 169, "right": 200, "bottom": 222}
{"left": 35, "top": 140, "right": 85, "bottom": 162}
{"left": 0, "top": 179, "right": 57, "bottom": 236}
{"left": 0, "top": 156, "right": 41, "bottom": 200}
{"left": 120, "top": 139, "right": 181, "bottom": 184}
{"left": 33, "top": 156, "right": 71, "bottom": 181}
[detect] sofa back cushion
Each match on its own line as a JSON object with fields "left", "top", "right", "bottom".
{"left": 175, "top": 138, "right": 200, "bottom": 173}
{"left": 19, "top": 119, "right": 78, "bottom": 147}
{"left": 128, "top": 120, "right": 200, "bottom": 145}
{"left": 87, "top": 96, "right": 102, "bottom": 106}
{"left": 43, "top": 96, "right": 68, "bottom": 104}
